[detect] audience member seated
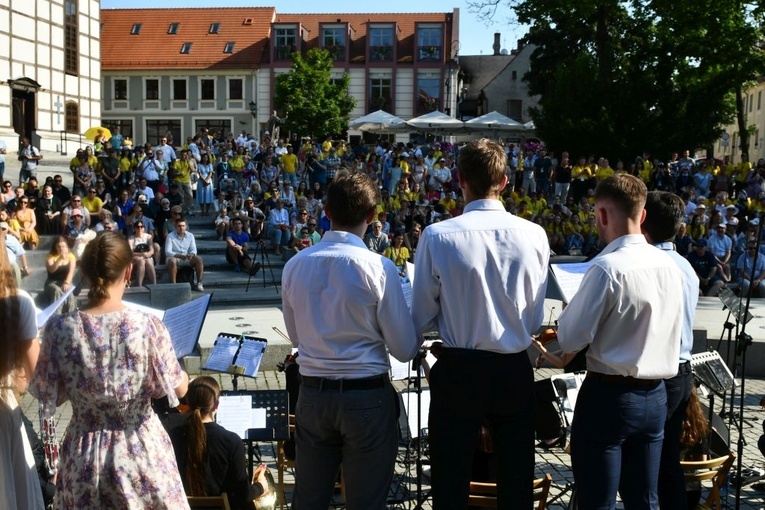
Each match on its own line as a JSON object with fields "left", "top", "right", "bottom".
{"left": 129, "top": 220, "right": 157, "bottom": 287}
{"left": 168, "top": 376, "right": 270, "bottom": 509}
{"left": 35, "top": 185, "right": 63, "bottom": 235}
{"left": 12, "top": 194, "right": 38, "bottom": 249}
{"left": 268, "top": 198, "right": 291, "bottom": 256}
{"left": 81, "top": 186, "right": 103, "bottom": 217}
{"left": 1, "top": 220, "right": 30, "bottom": 285}
{"left": 707, "top": 223, "right": 733, "bottom": 281}
{"left": 44, "top": 236, "right": 77, "bottom": 313}
{"left": 289, "top": 226, "right": 313, "bottom": 254}
{"left": 384, "top": 231, "right": 410, "bottom": 279}
{"left": 226, "top": 217, "right": 259, "bottom": 275}
{"left": 165, "top": 216, "right": 205, "bottom": 291}
{"left": 687, "top": 238, "right": 726, "bottom": 296}
{"left": 64, "top": 208, "right": 88, "bottom": 246}
{"left": 364, "top": 220, "right": 389, "bottom": 254}
{"left": 240, "top": 197, "right": 265, "bottom": 239}
{"left": 215, "top": 207, "right": 231, "bottom": 241}
{"left": 61, "top": 195, "right": 91, "bottom": 229}
{"left": 737, "top": 240, "right": 765, "bottom": 297}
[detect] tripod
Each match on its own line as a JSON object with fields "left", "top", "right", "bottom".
{"left": 246, "top": 238, "right": 279, "bottom": 293}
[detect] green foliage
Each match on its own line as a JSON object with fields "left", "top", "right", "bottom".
{"left": 274, "top": 48, "right": 357, "bottom": 140}
{"left": 470, "top": 0, "right": 765, "bottom": 160}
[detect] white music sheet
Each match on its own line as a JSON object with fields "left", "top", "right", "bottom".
{"left": 550, "top": 262, "right": 592, "bottom": 303}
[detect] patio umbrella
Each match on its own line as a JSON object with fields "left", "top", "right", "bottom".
{"left": 348, "top": 110, "right": 408, "bottom": 133}
{"left": 464, "top": 111, "right": 525, "bottom": 133}
{"left": 407, "top": 110, "right": 465, "bottom": 133}
{"left": 84, "top": 126, "right": 112, "bottom": 141}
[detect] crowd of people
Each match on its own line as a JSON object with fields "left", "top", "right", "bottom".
{"left": 0, "top": 123, "right": 756, "bottom": 508}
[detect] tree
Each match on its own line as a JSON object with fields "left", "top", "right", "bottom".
{"left": 274, "top": 48, "right": 357, "bottom": 140}
{"left": 467, "top": 0, "right": 765, "bottom": 161}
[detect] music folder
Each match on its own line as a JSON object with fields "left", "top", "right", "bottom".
{"left": 203, "top": 332, "right": 267, "bottom": 378}
{"left": 124, "top": 293, "right": 213, "bottom": 359}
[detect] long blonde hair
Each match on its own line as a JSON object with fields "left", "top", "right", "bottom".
{"left": 0, "top": 236, "right": 22, "bottom": 387}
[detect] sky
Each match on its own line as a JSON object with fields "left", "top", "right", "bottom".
{"left": 99, "top": 0, "right": 528, "bottom": 57}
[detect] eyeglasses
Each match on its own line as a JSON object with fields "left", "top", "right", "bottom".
{"left": 73, "top": 199, "right": 81, "bottom": 202}
{"left": 135, "top": 224, "right": 144, "bottom": 228}
{"left": 89, "top": 190, "right": 96, "bottom": 194}
{"left": 308, "top": 223, "right": 317, "bottom": 227}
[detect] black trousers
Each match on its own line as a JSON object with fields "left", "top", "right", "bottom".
{"left": 658, "top": 363, "right": 693, "bottom": 510}
{"left": 429, "top": 348, "right": 535, "bottom": 509}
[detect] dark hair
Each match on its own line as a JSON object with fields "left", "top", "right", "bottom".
{"left": 80, "top": 231, "right": 132, "bottom": 305}
{"left": 183, "top": 376, "right": 220, "bottom": 496}
{"left": 594, "top": 174, "right": 647, "bottom": 219}
{"left": 325, "top": 173, "right": 378, "bottom": 227}
{"left": 643, "top": 191, "right": 685, "bottom": 242}
{"left": 457, "top": 138, "right": 507, "bottom": 197}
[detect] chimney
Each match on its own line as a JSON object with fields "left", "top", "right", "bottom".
{"left": 493, "top": 33, "right": 501, "bottom": 56}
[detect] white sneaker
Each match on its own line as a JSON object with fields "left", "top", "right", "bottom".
{"left": 196, "top": 283, "right": 204, "bottom": 291}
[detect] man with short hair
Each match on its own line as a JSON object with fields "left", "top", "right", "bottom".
{"left": 165, "top": 217, "right": 205, "bottom": 291}
{"left": 280, "top": 145, "right": 299, "bottom": 188}
{"left": 687, "top": 238, "right": 726, "bottom": 296}
{"left": 707, "top": 222, "right": 733, "bottom": 281}
{"left": 282, "top": 173, "right": 419, "bottom": 510}
{"left": 412, "top": 139, "right": 550, "bottom": 508}
{"left": 226, "top": 217, "right": 260, "bottom": 275}
{"left": 556, "top": 174, "right": 683, "bottom": 508}
{"left": 364, "top": 221, "right": 389, "bottom": 254}
{"left": 18, "top": 137, "right": 41, "bottom": 183}
{"left": 642, "top": 191, "right": 699, "bottom": 509}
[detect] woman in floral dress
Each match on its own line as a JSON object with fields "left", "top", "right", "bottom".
{"left": 30, "top": 231, "right": 190, "bottom": 509}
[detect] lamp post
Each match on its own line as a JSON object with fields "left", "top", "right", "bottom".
{"left": 445, "top": 40, "right": 460, "bottom": 117}
{"left": 248, "top": 101, "right": 257, "bottom": 118}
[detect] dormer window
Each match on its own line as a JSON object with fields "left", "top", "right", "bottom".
{"left": 274, "top": 26, "right": 298, "bottom": 61}
{"left": 369, "top": 25, "right": 394, "bottom": 62}
{"left": 322, "top": 26, "right": 346, "bottom": 61}
{"left": 417, "top": 25, "right": 443, "bottom": 61}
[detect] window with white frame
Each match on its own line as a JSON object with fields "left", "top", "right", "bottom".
{"left": 322, "top": 26, "right": 346, "bottom": 61}
{"left": 417, "top": 73, "right": 440, "bottom": 112}
{"left": 114, "top": 79, "right": 128, "bottom": 101}
{"left": 274, "top": 26, "right": 298, "bottom": 61}
{"left": 369, "top": 25, "right": 394, "bottom": 62}
{"left": 369, "top": 74, "right": 392, "bottom": 112}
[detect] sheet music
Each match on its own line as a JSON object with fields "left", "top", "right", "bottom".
{"left": 236, "top": 339, "right": 267, "bottom": 377}
{"left": 401, "top": 389, "right": 431, "bottom": 438}
{"left": 217, "top": 394, "right": 253, "bottom": 439}
{"left": 550, "top": 262, "right": 592, "bottom": 303}
{"left": 37, "top": 285, "right": 78, "bottom": 328}
{"left": 401, "top": 281, "right": 413, "bottom": 310}
{"left": 164, "top": 294, "right": 212, "bottom": 358}
{"left": 204, "top": 336, "right": 240, "bottom": 372}
{"left": 252, "top": 408, "right": 267, "bottom": 429}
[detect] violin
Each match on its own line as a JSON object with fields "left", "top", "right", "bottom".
{"left": 537, "top": 328, "right": 558, "bottom": 346}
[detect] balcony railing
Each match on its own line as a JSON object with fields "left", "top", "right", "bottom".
{"left": 324, "top": 44, "right": 346, "bottom": 61}
{"left": 275, "top": 45, "right": 297, "bottom": 61}
{"left": 369, "top": 45, "right": 393, "bottom": 62}
{"left": 418, "top": 45, "right": 442, "bottom": 61}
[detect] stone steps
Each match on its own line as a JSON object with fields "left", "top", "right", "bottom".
{"left": 21, "top": 215, "right": 288, "bottom": 307}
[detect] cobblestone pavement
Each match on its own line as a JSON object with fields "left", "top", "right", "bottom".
{"left": 20, "top": 366, "right": 765, "bottom": 508}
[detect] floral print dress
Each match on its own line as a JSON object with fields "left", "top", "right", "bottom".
{"left": 30, "top": 309, "right": 190, "bottom": 509}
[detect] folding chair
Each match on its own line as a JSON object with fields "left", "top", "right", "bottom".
{"left": 681, "top": 452, "right": 735, "bottom": 510}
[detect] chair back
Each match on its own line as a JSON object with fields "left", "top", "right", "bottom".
{"left": 468, "top": 473, "right": 552, "bottom": 509}
{"left": 187, "top": 493, "right": 231, "bottom": 510}
{"left": 681, "top": 452, "right": 735, "bottom": 510}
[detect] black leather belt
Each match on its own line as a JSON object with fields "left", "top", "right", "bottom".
{"left": 587, "top": 371, "right": 661, "bottom": 388}
{"left": 300, "top": 374, "right": 387, "bottom": 391}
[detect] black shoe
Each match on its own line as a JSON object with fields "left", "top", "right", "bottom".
{"left": 536, "top": 435, "right": 566, "bottom": 450}
{"left": 249, "top": 262, "right": 262, "bottom": 276}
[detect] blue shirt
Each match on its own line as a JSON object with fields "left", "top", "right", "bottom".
{"left": 227, "top": 230, "right": 250, "bottom": 246}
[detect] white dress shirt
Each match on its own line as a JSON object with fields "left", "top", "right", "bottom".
{"left": 282, "top": 230, "right": 419, "bottom": 378}
{"left": 557, "top": 234, "right": 683, "bottom": 378}
{"left": 656, "top": 241, "right": 699, "bottom": 363}
{"left": 412, "top": 199, "right": 550, "bottom": 353}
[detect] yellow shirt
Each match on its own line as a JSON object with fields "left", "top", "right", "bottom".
{"left": 595, "top": 166, "right": 615, "bottom": 180}
{"left": 230, "top": 156, "right": 245, "bottom": 174}
{"left": 737, "top": 162, "right": 752, "bottom": 183}
{"left": 384, "top": 245, "right": 410, "bottom": 267}
{"left": 174, "top": 159, "right": 192, "bottom": 184}
{"left": 281, "top": 153, "right": 298, "bottom": 175}
{"left": 572, "top": 165, "right": 591, "bottom": 181}
{"left": 81, "top": 195, "right": 103, "bottom": 214}
{"left": 440, "top": 197, "right": 456, "bottom": 211}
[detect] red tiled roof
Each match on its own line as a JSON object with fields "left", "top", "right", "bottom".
{"left": 275, "top": 12, "right": 457, "bottom": 64}
{"left": 100, "top": 8, "right": 275, "bottom": 70}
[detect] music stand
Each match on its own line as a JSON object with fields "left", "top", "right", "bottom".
{"left": 218, "top": 389, "right": 290, "bottom": 474}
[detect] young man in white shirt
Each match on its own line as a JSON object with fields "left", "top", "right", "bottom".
{"left": 412, "top": 138, "right": 550, "bottom": 508}
{"left": 556, "top": 174, "right": 683, "bottom": 508}
{"left": 282, "top": 173, "right": 419, "bottom": 509}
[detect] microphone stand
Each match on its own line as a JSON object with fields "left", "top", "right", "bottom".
{"left": 734, "top": 213, "right": 763, "bottom": 509}
{"left": 410, "top": 348, "right": 428, "bottom": 510}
